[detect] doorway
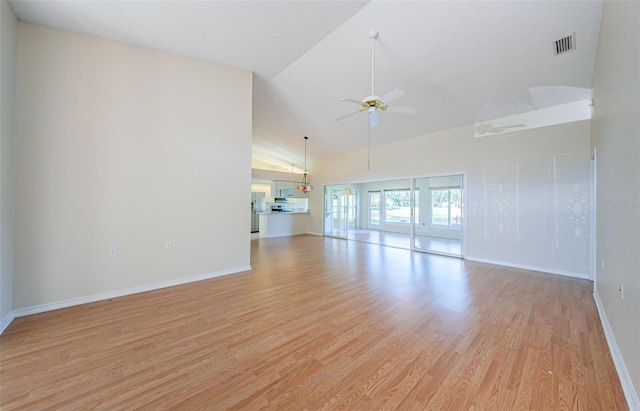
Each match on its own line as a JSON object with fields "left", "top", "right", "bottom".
{"left": 323, "top": 185, "right": 357, "bottom": 238}
{"left": 412, "top": 175, "right": 463, "bottom": 256}
{"left": 368, "top": 191, "right": 380, "bottom": 228}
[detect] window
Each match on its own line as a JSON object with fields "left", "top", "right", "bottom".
{"left": 431, "top": 187, "right": 462, "bottom": 227}
{"left": 385, "top": 189, "right": 417, "bottom": 224}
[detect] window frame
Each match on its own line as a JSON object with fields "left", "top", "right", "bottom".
{"left": 383, "top": 189, "right": 417, "bottom": 225}
{"left": 430, "top": 186, "right": 462, "bottom": 227}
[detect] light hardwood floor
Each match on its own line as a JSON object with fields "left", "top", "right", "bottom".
{"left": 344, "top": 229, "right": 462, "bottom": 256}
{"left": 0, "top": 235, "right": 627, "bottom": 410}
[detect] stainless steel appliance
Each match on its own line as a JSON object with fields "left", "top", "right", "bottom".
{"left": 271, "top": 204, "right": 291, "bottom": 212}
{"left": 250, "top": 192, "right": 266, "bottom": 233}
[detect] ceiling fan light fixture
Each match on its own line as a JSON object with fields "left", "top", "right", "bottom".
{"left": 369, "top": 108, "right": 379, "bottom": 127}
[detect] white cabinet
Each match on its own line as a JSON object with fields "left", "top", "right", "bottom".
{"left": 273, "top": 180, "right": 308, "bottom": 198}
{"left": 259, "top": 212, "right": 309, "bottom": 238}
{"left": 279, "top": 187, "right": 298, "bottom": 198}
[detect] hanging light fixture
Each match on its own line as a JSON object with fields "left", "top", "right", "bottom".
{"left": 296, "top": 136, "right": 313, "bottom": 193}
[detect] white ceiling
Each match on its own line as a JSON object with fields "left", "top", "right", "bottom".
{"left": 9, "top": 0, "right": 603, "bottom": 172}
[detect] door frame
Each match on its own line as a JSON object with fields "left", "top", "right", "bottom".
{"left": 367, "top": 190, "right": 381, "bottom": 230}
{"left": 590, "top": 148, "right": 597, "bottom": 284}
{"left": 411, "top": 174, "right": 465, "bottom": 258}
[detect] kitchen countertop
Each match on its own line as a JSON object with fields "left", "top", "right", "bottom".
{"left": 257, "top": 210, "right": 309, "bottom": 215}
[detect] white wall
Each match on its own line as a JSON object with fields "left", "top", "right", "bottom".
{"left": 310, "top": 119, "right": 592, "bottom": 278}
{"left": 13, "top": 23, "right": 252, "bottom": 310}
{"left": 0, "top": 0, "right": 18, "bottom": 330}
{"left": 591, "top": 0, "right": 640, "bottom": 406}
{"left": 251, "top": 183, "right": 272, "bottom": 200}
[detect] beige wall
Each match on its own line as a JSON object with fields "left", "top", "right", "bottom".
{"left": 0, "top": 0, "right": 17, "bottom": 327}
{"left": 311, "top": 119, "right": 592, "bottom": 277}
{"left": 13, "top": 23, "right": 252, "bottom": 309}
{"left": 591, "top": 0, "right": 640, "bottom": 404}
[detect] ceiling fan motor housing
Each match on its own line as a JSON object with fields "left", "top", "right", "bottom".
{"left": 362, "top": 95, "right": 387, "bottom": 111}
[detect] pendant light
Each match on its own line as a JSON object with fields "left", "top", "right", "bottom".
{"left": 296, "top": 136, "right": 313, "bottom": 193}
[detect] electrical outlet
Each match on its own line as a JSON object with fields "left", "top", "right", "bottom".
{"left": 109, "top": 246, "right": 118, "bottom": 257}
{"left": 601, "top": 258, "right": 605, "bottom": 269}
{"left": 165, "top": 241, "right": 172, "bottom": 251}
{"left": 619, "top": 283, "right": 624, "bottom": 299}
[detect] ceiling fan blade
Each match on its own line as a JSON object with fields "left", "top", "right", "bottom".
{"left": 334, "top": 109, "right": 365, "bottom": 122}
{"left": 474, "top": 123, "right": 492, "bottom": 131}
{"left": 340, "top": 98, "right": 364, "bottom": 106}
{"left": 474, "top": 122, "right": 525, "bottom": 132}
{"left": 380, "top": 88, "right": 406, "bottom": 104}
{"left": 369, "top": 109, "right": 379, "bottom": 127}
{"left": 485, "top": 127, "right": 503, "bottom": 133}
{"left": 484, "top": 124, "right": 526, "bottom": 133}
{"left": 388, "top": 105, "right": 416, "bottom": 114}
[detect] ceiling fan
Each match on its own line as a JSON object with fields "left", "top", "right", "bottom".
{"left": 335, "top": 30, "right": 416, "bottom": 127}
{"left": 474, "top": 122, "right": 525, "bottom": 135}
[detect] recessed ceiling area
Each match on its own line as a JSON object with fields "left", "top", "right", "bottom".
{"left": 9, "top": 0, "right": 604, "bottom": 172}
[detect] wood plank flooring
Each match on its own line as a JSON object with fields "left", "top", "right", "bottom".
{"left": 344, "top": 229, "right": 462, "bottom": 256}
{"left": 0, "top": 235, "right": 627, "bottom": 410}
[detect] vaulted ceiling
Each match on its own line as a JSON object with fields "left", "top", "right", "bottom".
{"left": 9, "top": 0, "right": 603, "bottom": 172}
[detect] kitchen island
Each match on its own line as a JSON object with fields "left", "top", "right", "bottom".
{"left": 258, "top": 211, "right": 309, "bottom": 238}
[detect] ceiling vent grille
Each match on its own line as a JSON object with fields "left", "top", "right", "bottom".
{"left": 555, "top": 33, "right": 576, "bottom": 55}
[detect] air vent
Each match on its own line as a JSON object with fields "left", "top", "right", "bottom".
{"left": 555, "top": 33, "right": 576, "bottom": 55}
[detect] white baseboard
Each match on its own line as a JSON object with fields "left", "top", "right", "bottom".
{"left": 464, "top": 256, "right": 589, "bottom": 280}
{"left": 306, "top": 231, "right": 323, "bottom": 236}
{"left": 593, "top": 291, "right": 640, "bottom": 410}
{"left": 11, "top": 265, "right": 252, "bottom": 319}
{"left": 0, "top": 311, "right": 15, "bottom": 335}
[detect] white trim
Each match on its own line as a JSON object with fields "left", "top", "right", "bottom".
{"left": 464, "top": 256, "right": 589, "bottom": 280}
{"left": 0, "top": 311, "right": 15, "bottom": 334}
{"left": 306, "top": 231, "right": 323, "bottom": 236}
{"left": 12, "top": 265, "right": 251, "bottom": 318}
{"left": 593, "top": 291, "right": 640, "bottom": 410}
{"left": 462, "top": 173, "right": 467, "bottom": 258}
{"left": 589, "top": 148, "right": 597, "bottom": 283}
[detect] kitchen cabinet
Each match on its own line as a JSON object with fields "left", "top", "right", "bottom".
{"left": 279, "top": 187, "right": 299, "bottom": 198}
{"left": 259, "top": 211, "right": 309, "bottom": 238}
{"left": 272, "top": 180, "right": 308, "bottom": 198}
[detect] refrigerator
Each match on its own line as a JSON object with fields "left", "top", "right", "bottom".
{"left": 250, "top": 192, "right": 266, "bottom": 233}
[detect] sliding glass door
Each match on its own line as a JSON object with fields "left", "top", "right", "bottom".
{"left": 324, "top": 175, "right": 463, "bottom": 257}
{"left": 413, "top": 175, "right": 463, "bottom": 256}
{"left": 368, "top": 191, "right": 380, "bottom": 228}
{"left": 324, "top": 185, "right": 357, "bottom": 238}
